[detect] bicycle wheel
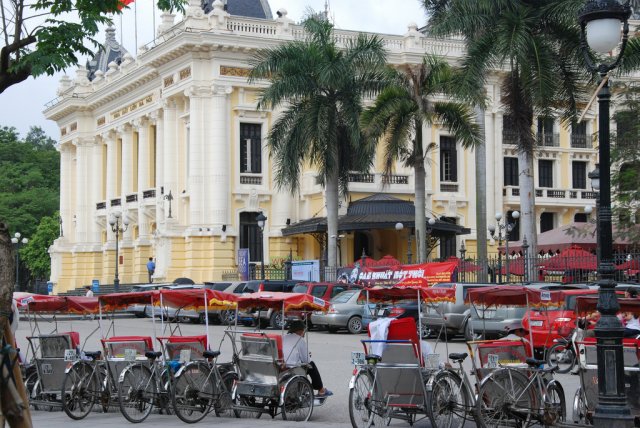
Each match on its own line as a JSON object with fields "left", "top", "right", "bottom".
{"left": 118, "top": 364, "right": 155, "bottom": 423}
{"left": 546, "top": 343, "right": 575, "bottom": 374}
{"left": 172, "top": 362, "right": 214, "bottom": 423}
{"left": 477, "top": 368, "right": 534, "bottom": 428}
{"left": 61, "top": 362, "right": 98, "bottom": 420}
{"left": 214, "top": 370, "right": 236, "bottom": 418}
{"left": 542, "top": 380, "right": 566, "bottom": 427}
{"left": 349, "top": 369, "right": 384, "bottom": 428}
{"left": 572, "top": 387, "right": 588, "bottom": 424}
{"left": 427, "top": 370, "right": 468, "bottom": 428}
{"left": 281, "top": 376, "right": 314, "bottom": 421}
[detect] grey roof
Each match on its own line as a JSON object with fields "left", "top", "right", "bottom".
{"left": 86, "top": 27, "right": 129, "bottom": 81}
{"left": 281, "top": 194, "right": 470, "bottom": 237}
{"left": 202, "top": 0, "right": 273, "bottom": 19}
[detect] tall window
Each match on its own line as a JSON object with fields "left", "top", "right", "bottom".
{"left": 572, "top": 161, "right": 587, "bottom": 189}
{"left": 502, "top": 115, "right": 517, "bottom": 145}
{"left": 507, "top": 210, "right": 520, "bottom": 241}
{"left": 540, "top": 212, "right": 554, "bottom": 233}
{"left": 440, "top": 136, "right": 457, "bottom": 182}
{"left": 537, "top": 117, "right": 555, "bottom": 146}
{"left": 538, "top": 159, "right": 553, "bottom": 188}
{"left": 615, "top": 110, "right": 635, "bottom": 148}
{"left": 504, "top": 157, "right": 519, "bottom": 186}
{"left": 571, "top": 121, "right": 588, "bottom": 148}
{"left": 240, "top": 123, "right": 262, "bottom": 173}
{"left": 239, "top": 212, "right": 261, "bottom": 262}
{"left": 439, "top": 217, "right": 457, "bottom": 258}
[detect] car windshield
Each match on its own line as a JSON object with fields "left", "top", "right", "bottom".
{"left": 332, "top": 290, "right": 357, "bottom": 303}
{"left": 211, "top": 283, "right": 231, "bottom": 291}
{"left": 293, "top": 284, "right": 309, "bottom": 293}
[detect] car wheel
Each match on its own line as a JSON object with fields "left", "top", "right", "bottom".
{"left": 258, "top": 318, "right": 269, "bottom": 329}
{"left": 134, "top": 312, "right": 146, "bottom": 319}
{"left": 270, "top": 312, "right": 284, "bottom": 329}
{"left": 327, "top": 326, "right": 339, "bottom": 334}
{"left": 347, "top": 316, "right": 363, "bottom": 334}
{"left": 198, "top": 313, "right": 206, "bottom": 324}
{"left": 464, "top": 321, "right": 482, "bottom": 342}
{"left": 420, "top": 326, "right": 431, "bottom": 339}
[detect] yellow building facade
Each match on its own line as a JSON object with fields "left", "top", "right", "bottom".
{"left": 46, "top": 0, "right": 617, "bottom": 293}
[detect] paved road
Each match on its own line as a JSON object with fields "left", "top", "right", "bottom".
{"left": 17, "top": 316, "right": 580, "bottom": 427}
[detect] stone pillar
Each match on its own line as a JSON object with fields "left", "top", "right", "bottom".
{"left": 119, "top": 124, "right": 134, "bottom": 197}
{"left": 89, "top": 137, "right": 104, "bottom": 244}
{"left": 59, "top": 143, "right": 74, "bottom": 243}
{"left": 135, "top": 117, "right": 151, "bottom": 192}
{"left": 104, "top": 132, "right": 117, "bottom": 200}
{"left": 186, "top": 86, "right": 213, "bottom": 228}
{"left": 150, "top": 110, "right": 164, "bottom": 191}
{"left": 73, "top": 138, "right": 93, "bottom": 244}
{"left": 162, "top": 99, "right": 178, "bottom": 223}
{"left": 206, "top": 84, "right": 232, "bottom": 228}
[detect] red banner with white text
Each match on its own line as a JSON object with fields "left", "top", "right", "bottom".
{"left": 356, "top": 261, "right": 457, "bottom": 288}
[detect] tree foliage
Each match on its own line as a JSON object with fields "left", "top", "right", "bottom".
{"left": 20, "top": 212, "right": 58, "bottom": 279}
{"left": 249, "top": 16, "right": 388, "bottom": 267}
{"left": 0, "top": 0, "right": 185, "bottom": 93}
{"left": 0, "top": 125, "right": 58, "bottom": 238}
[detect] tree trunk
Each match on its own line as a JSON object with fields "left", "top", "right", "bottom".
{"left": 325, "top": 167, "right": 339, "bottom": 269}
{"left": 517, "top": 151, "right": 538, "bottom": 280}
{"left": 474, "top": 106, "right": 488, "bottom": 282}
{"left": 0, "top": 222, "right": 33, "bottom": 428}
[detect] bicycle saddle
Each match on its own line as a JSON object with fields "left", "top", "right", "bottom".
{"left": 365, "top": 354, "right": 381, "bottom": 362}
{"left": 203, "top": 350, "right": 220, "bottom": 359}
{"left": 449, "top": 352, "right": 468, "bottom": 362}
{"left": 84, "top": 351, "right": 101, "bottom": 360}
{"left": 525, "top": 357, "right": 545, "bottom": 367}
{"left": 145, "top": 351, "right": 163, "bottom": 360}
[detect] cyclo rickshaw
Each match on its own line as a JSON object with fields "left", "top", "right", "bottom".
{"left": 438, "top": 285, "right": 567, "bottom": 428}
{"left": 573, "top": 295, "right": 640, "bottom": 426}
{"left": 96, "top": 288, "right": 238, "bottom": 423}
{"left": 23, "top": 295, "right": 99, "bottom": 411}
{"left": 227, "top": 291, "right": 329, "bottom": 422}
{"left": 348, "top": 285, "right": 454, "bottom": 428}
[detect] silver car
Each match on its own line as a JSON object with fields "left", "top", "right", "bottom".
{"left": 144, "top": 284, "right": 204, "bottom": 320}
{"left": 310, "top": 289, "right": 366, "bottom": 334}
{"left": 125, "top": 283, "right": 173, "bottom": 318}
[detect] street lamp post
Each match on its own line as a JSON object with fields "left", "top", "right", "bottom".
{"left": 588, "top": 166, "right": 601, "bottom": 265}
{"left": 108, "top": 211, "right": 129, "bottom": 292}
{"left": 579, "top": 2, "right": 633, "bottom": 426}
{"left": 488, "top": 211, "right": 520, "bottom": 284}
{"left": 256, "top": 212, "right": 267, "bottom": 280}
{"left": 11, "top": 232, "right": 28, "bottom": 290}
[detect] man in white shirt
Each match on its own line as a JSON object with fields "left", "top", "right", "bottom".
{"left": 282, "top": 320, "right": 332, "bottom": 397}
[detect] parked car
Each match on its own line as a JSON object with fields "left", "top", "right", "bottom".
{"left": 175, "top": 282, "right": 242, "bottom": 324}
{"left": 522, "top": 288, "right": 599, "bottom": 351}
{"left": 468, "top": 283, "right": 588, "bottom": 341}
{"left": 245, "top": 280, "right": 304, "bottom": 329}
{"left": 125, "top": 283, "right": 173, "bottom": 318}
{"left": 422, "top": 282, "right": 495, "bottom": 339}
{"left": 286, "top": 282, "right": 355, "bottom": 328}
{"left": 310, "top": 289, "right": 367, "bottom": 334}
{"left": 144, "top": 284, "right": 204, "bottom": 320}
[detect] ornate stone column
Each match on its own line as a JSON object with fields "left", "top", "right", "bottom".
{"left": 134, "top": 117, "right": 150, "bottom": 192}
{"left": 186, "top": 85, "right": 214, "bottom": 229}
{"left": 89, "top": 136, "right": 104, "bottom": 245}
{"left": 205, "top": 84, "right": 232, "bottom": 228}
{"left": 59, "top": 143, "right": 74, "bottom": 243}
{"left": 119, "top": 124, "right": 134, "bottom": 197}
{"left": 73, "top": 137, "right": 94, "bottom": 245}
{"left": 150, "top": 109, "right": 164, "bottom": 191}
{"left": 162, "top": 99, "right": 178, "bottom": 223}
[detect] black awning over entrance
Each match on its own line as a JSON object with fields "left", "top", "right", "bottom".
{"left": 281, "top": 194, "right": 470, "bottom": 237}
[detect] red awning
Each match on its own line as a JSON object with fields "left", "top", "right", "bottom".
{"left": 236, "top": 292, "right": 328, "bottom": 312}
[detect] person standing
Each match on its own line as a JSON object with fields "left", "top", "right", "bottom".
{"left": 84, "top": 285, "right": 94, "bottom": 297}
{"left": 146, "top": 257, "right": 155, "bottom": 283}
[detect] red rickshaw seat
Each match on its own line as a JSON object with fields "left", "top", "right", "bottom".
{"left": 367, "top": 317, "right": 423, "bottom": 366}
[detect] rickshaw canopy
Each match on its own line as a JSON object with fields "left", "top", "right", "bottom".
{"left": 160, "top": 288, "right": 237, "bottom": 310}
{"left": 465, "top": 286, "right": 566, "bottom": 308}
{"left": 13, "top": 292, "right": 53, "bottom": 308}
{"left": 236, "top": 292, "right": 328, "bottom": 312}
{"left": 364, "top": 285, "right": 455, "bottom": 303}
{"left": 98, "top": 290, "right": 158, "bottom": 311}
{"left": 27, "top": 295, "right": 99, "bottom": 314}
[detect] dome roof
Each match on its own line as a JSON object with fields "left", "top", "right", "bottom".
{"left": 202, "top": 0, "right": 272, "bottom": 19}
{"left": 86, "top": 27, "right": 129, "bottom": 81}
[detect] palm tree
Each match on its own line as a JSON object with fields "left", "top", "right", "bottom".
{"left": 423, "top": 0, "right": 588, "bottom": 278}
{"left": 249, "top": 17, "right": 388, "bottom": 269}
{"left": 361, "top": 57, "right": 482, "bottom": 263}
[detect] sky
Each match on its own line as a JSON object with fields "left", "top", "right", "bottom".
{"left": 0, "top": 0, "right": 426, "bottom": 140}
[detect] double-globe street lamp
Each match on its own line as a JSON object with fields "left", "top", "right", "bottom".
{"left": 256, "top": 212, "right": 267, "bottom": 280}
{"left": 11, "top": 232, "right": 28, "bottom": 290}
{"left": 395, "top": 217, "right": 436, "bottom": 264}
{"left": 579, "top": 1, "right": 632, "bottom": 426}
{"left": 108, "top": 211, "right": 129, "bottom": 292}
{"left": 488, "top": 211, "right": 520, "bottom": 284}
